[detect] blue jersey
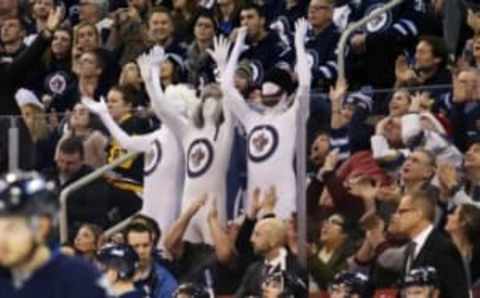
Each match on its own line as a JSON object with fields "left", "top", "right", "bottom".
{"left": 117, "top": 289, "right": 145, "bottom": 298}
{"left": 0, "top": 253, "right": 108, "bottom": 298}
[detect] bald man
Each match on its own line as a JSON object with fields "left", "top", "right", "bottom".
{"left": 234, "top": 218, "right": 307, "bottom": 298}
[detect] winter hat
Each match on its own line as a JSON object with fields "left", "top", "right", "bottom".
{"left": 15, "top": 88, "right": 44, "bottom": 110}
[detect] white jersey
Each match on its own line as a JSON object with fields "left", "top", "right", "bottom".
{"left": 223, "top": 86, "right": 310, "bottom": 219}
{"left": 152, "top": 96, "right": 235, "bottom": 245}
{"left": 95, "top": 114, "right": 184, "bottom": 240}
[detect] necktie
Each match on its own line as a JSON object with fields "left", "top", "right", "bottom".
{"left": 405, "top": 241, "right": 417, "bottom": 274}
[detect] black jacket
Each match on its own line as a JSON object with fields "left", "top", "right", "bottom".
{"left": 43, "top": 164, "right": 112, "bottom": 238}
{"left": 234, "top": 251, "right": 307, "bottom": 298}
{"left": 404, "top": 228, "right": 469, "bottom": 298}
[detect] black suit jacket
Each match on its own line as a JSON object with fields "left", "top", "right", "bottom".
{"left": 234, "top": 251, "right": 307, "bottom": 298}
{"left": 406, "top": 229, "right": 469, "bottom": 298}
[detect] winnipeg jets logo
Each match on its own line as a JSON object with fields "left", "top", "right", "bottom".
{"left": 306, "top": 50, "right": 318, "bottom": 69}
{"left": 144, "top": 140, "right": 162, "bottom": 176}
{"left": 365, "top": 4, "right": 392, "bottom": 33}
{"left": 248, "top": 125, "right": 279, "bottom": 162}
{"left": 47, "top": 72, "right": 67, "bottom": 95}
{"left": 187, "top": 138, "right": 214, "bottom": 178}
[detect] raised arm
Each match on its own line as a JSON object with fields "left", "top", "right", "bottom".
{"left": 164, "top": 194, "right": 208, "bottom": 260}
{"left": 82, "top": 96, "right": 155, "bottom": 153}
{"left": 293, "top": 18, "right": 312, "bottom": 110}
{"left": 137, "top": 47, "right": 188, "bottom": 138}
{"left": 209, "top": 30, "right": 251, "bottom": 121}
{"left": 207, "top": 196, "right": 235, "bottom": 265}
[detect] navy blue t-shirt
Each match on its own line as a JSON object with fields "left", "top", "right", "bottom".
{"left": 0, "top": 252, "right": 108, "bottom": 298}
{"left": 118, "top": 289, "right": 145, "bottom": 298}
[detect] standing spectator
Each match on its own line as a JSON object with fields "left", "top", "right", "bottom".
{"left": 1, "top": 15, "right": 26, "bottom": 57}
{"left": 306, "top": 0, "right": 340, "bottom": 90}
{"left": 78, "top": 0, "right": 111, "bottom": 43}
{"left": 390, "top": 190, "right": 469, "bottom": 298}
{"left": 185, "top": 10, "right": 217, "bottom": 87}
{"left": 125, "top": 223, "right": 178, "bottom": 298}
{"left": 146, "top": 6, "right": 186, "bottom": 57}
{"left": 234, "top": 217, "right": 307, "bottom": 298}
{"left": 237, "top": 3, "right": 293, "bottom": 83}
{"left": 214, "top": 0, "right": 241, "bottom": 36}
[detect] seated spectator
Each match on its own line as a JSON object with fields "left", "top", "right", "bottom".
{"left": 43, "top": 136, "right": 112, "bottom": 234}
{"left": 445, "top": 203, "right": 480, "bottom": 286}
{"left": 73, "top": 223, "right": 104, "bottom": 263}
{"left": 145, "top": 6, "right": 186, "bottom": 57}
{"left": 57, "top": 102, "right": 108, "bottom": 168}
{"left": 124, "top": 222, "right": 178, "bottom": 298}
{"left": 77, "top": 0, "right": 111, "bottom": 44}
{"left": 309, "top": 213, "right": 356, "bottom": 290}
{"left": 234, "top": 217, "right": 307, "bottom": 297}
{"left": 28, "top": 0, "right": 55, "bottom": 37}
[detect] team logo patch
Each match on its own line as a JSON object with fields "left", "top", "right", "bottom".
{"left": 187, "top": 138, "right": 214, "bottom": 178}
{"left": 45, "top": 71, "right": 68, "bottom": 95}
{"left": 365, "top": 4, "right": 392, "bottom": 33}
{"left": 144, "top": 140, "right": 162, "bottom": 176}
{"left": 248, "top": 125, "right": 279, "bottom": 162}
{"left": 306, "top": 49, "right": 318, "bottom": 69}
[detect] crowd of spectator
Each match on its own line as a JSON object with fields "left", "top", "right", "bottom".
{"left": 0, "top": 0, "right": 480, "bottom": 297}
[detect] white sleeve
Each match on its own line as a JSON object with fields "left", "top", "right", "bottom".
{"left": 147, "top": 67, "right": 188, "bottom": 139}
{"left": 99, "top": 112, "right": 156, "bottom": 153}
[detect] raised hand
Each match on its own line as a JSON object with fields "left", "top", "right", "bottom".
{"left": 329, "top": 78, "right": 348, "bottom": 108}
{"left": 207, "top": 35, "right": 231, "bottom": 74}
{"left": 437, "top": 162, "right": 459, "bottom": 198}
{"left": 395, "top": 55, "right": 416, "bottom": 83}
{"left": 261, "top": 185, "right": 277, "bottom": 214}
{"left": 82, "top": 96, "right": 109, "bottom": 115}
{"left": 347, "top": 175, "right": 381, "bottom": 201}
{"left": 46, "top": 6, "right": 65, "bottom": 32}
{"left": 294, "top": 18, "right": 309, "bottom": 51}
{"left": 208, "top": 195, "right": 219, "bottom": 221}
{"left": 321, "top": 148, "right": 340, "bottom": 172}
{"left": 137, "top": 53, "right": 152, "bottom": 83}
{"left": 233, "top": 26, "right": 248, "bottom": 53}
{"left": 247, "top": 187, "right": 262, "bottom": 219}
{"left": 187, "top": 193, "right": 209, "bottom": 216}
{"left": 149, "top": 45, "right": 165, "bottom": 67}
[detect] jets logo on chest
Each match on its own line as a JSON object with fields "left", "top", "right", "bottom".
{"left": 187, "top": 138, "right": 214, "bottom": 178}
{"left": 144, "top": 140, "right": 162, "bottom": 176}
{"left": 248, "top": 125, "right": 279, "bottom": 162}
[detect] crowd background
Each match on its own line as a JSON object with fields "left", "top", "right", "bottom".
{"left": 1, "top": 0, "right": 480, "bottom": 297}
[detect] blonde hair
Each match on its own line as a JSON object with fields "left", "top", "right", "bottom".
{"left": 20, "top": 104, "right": 49, "bottom": 143}
{"left": 257, "top": 218, "right": 287, "bottom": 248}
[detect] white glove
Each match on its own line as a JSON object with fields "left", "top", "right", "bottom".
{"left": 207, "top": 35, "right": 231, "bottom": 75}
{"left": 233, "top": 26, "right": 248, "bottom": 55}
{"left": 82, "top": 96, "right": 109, "bottom": 116}
{"left": 294, "top": 18, "right": 309, "bottom": 51}
{"left": 149, "top": 45, "right": 165, "bottom": 66}
{"left": 294, "top": 18, "right": 311, "bottom": 85}
{"left": 137, "top": 53, "right": 152, "bottom": 82}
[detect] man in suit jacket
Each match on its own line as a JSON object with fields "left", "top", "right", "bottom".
{"left": 234, "top": 217, "right": 307, "bottom": 298}
{"left": 390, "top": 190, "right": 469, "bottom": 298}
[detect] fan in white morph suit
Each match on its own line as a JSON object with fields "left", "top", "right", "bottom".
{"left": 81, "top": 95, "right": 185, "bottom": 248}
{"left": 211, "top": 20, "right": 311, "bottom": 219}
{"left": 139, "top": 46, "right": 235, "bottom": 245}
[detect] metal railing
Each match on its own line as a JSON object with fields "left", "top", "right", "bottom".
{"left": 59, "top": 151, "right": 139, "bottom": 243}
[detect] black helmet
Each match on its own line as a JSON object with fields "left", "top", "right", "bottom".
{"left": 403, "top": 266, "right": 439, "bottom": 289}
{"left": 97, "top": 244, "right": 139, "bottom": 280}
{"left": 0, "top": 171, "right": 58, "bottom": 217}
{"left": 262, "top": 271, "right": 307, "bottom": 298}
{"left": 172, "top": 283, "right": 210, "bottom": 298}
{"left": 330, "top": 271, "right": 373, "bottom": 298}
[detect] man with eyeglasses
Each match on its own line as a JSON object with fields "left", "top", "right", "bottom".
{"left": 390, "top": 190, "right": 468, "bottom": 298}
